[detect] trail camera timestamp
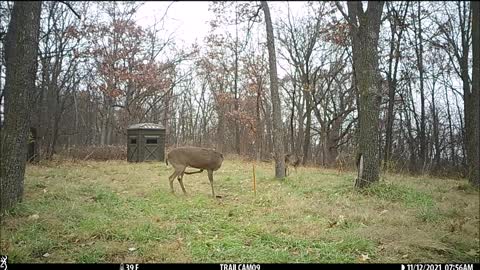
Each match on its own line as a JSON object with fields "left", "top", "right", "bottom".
{"left": 403, "top": 264, "right": 475, "bottom": 270}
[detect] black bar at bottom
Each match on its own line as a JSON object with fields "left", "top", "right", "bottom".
{"left": 5, "top": 263, "right": 480, "bottom": 270}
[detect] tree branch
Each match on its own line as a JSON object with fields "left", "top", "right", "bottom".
{"left": 58, "top": 1, "right": 81, "bottom": 19}
{"left": 335, "top": 1, "right": 350, "bottom": 24}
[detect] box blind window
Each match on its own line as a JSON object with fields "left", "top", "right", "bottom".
{"left": 145, "top": 136, "right": 158, "bottom": 144}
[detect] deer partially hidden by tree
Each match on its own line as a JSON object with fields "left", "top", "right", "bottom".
{"left": 166, "top": 146, "right": 224, "bottom": 198}
{"left": 271, "top": 152, "right": 301, "bottom": 177}
{"left": 284, "top": 153, "right": 301, "bottom": 176}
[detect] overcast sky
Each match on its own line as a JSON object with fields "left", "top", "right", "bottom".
{"left": 134, "top": 1, "right": 308, "bottom": 46}
{"left": 135, "top": 1, "right": 211, "bottom": 46}
{"left": 133, "top": 1, "right": 310, "bottom": 80}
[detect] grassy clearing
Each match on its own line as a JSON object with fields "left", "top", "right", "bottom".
{"left": 1, "top": 157, "right": 478, "bottom": 263}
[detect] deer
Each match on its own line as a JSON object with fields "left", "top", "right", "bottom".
{"left": 285, "top": 153, "right": 301, "bottom": 176}
{"left": 166, "top": 146, "right": 224, "bottom": 198}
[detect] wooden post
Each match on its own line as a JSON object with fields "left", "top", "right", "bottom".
{"left": 253, "top": 163, "right": 256, "bottom": 196}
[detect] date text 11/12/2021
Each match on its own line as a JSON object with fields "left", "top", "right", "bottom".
{"left": 403, "top": 264, "right": 475, "bottom": 270}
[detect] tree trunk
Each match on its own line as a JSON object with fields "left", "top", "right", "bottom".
{"left": 324, "top": 138, "right": 339, "bottom": 166}
{"left": 444, "top": 78, "right": 456, "bottom": 166}
{"left": 347, "top": 1, "right": 385, "bottom": 188}
{"left": 264, "top": 98, "right": 273, "bottom": 155}
{"left": 431, "top": 82, "right": 440, "bottom": 171}
{"left": 384, "top": 2, "right": 409, "bottom": 170}
{"left": 384, "top": 79, "right": 396, "bottom": 169}
{"left": 163, "top": 88, "right": 171, "bottom": 146}
{"left": 403, "top": 94, "right": 417, "bottom": 174}
{"left": 216, "top": 83, "right": 226, "bottom": 153}
{"left": 325, "top": 118, "right": 342, "bottom": 166}
{"left": 289, "top": 85, "right": 296, "bottom": 153}
{"left": 455, "top": 94, "right": 467, "bottom": 169}
{"left": 106, "top": 109, "right": 113, "bottom": 145}
{"left": 234, "top": 8, "right": 241, "bottom": 155}
{"left": 414, "top": 2, "right": 427, "bottom": 173}
{"left": 0, "top": 1, "right": 42, "bottom": 213}
{"left": 256, "top": 82, "right": 264, "bottom": 161}
{"left": 100, "top": 96, "right": 110, "bottom": 145}
{"left": 296, "top": 92, "right": 305, "bottom": 156}
{"left": 303, "top": 90, "right": 312, "bottom": 165}
{"left": 46, "top": 78, "right": 57, "bottom": 158}
{"left": 470, "top": 0, "right": 480, "bottom": 186}
{"left": 261, "top": 1, "right": 285, "bottom": 178}
{"left": 27, "top": 127, "right": 38, "bottom": 163}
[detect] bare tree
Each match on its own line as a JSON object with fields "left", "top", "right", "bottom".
{"left": 383, "top": 1, "right": 409, "bottom": 169}
{"left": 261, "top": 1, "right": 285, "bottom": 178}
{"left": 277, "top": 3, "right": 327, "bottom": 165}
{"left": 471, "top": 0, "right": 479, "bottom": 186}
{"left": 33, "top": 1, "right": 84, "bottom": 159}
{"left": 337, "top": 1, "right": 385, "bottom": 187}
{"left": 412, "top": 2, "right": 428, "bottom": 172}
{"left": 433, "top": 1, "right": 475, "bottom": 180}
{"left": 0, "top": 1, "right": 42, "bottom": 212}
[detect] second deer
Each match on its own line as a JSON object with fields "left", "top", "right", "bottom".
{"left": 285, "top": 153, "right": 301, "bottom": 176}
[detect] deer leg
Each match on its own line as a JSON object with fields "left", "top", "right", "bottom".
{"left": 207, "top": 169, "right": 215, "bottom": 198}
{"left": 168, "top": 170, "right": 179, "bottom": 194}
{"left": 184, "top": 169, "right": 204, "bottom": 175}
{"left": 169, "top": 165, "right": 185, "bottom": 194}
{"left": 177, "top": 171, "right": 187, "bottom": 195}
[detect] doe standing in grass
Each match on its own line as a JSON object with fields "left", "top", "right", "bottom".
{"left": 285, "top": 153, "right": 301, "bottom": 176}
{"left": 166, "top": 146, "right": 224, "bottom": 198}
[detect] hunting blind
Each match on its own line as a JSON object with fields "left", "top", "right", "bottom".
{"left": 127, "top": 123, "right": 166, "bottom": 162}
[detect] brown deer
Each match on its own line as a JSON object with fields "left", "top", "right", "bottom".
{"left": 166, "top": 146, "right": 224, "bottom": 197}
{"left": 285, "top": 153, "right": 301, "bottom": 176}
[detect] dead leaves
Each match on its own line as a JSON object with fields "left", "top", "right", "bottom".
{"left": 327, "top": 215, "right": 346, "bottom": 228}
{"left": 448, "top": 217, "right": 468, "bottom": 233}
{"left": 358, "top": 254, "right": 370, "bottom": 262}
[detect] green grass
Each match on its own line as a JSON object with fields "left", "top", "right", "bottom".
{"left": 0, "top": 158, "right": 478, "bottom": 263}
